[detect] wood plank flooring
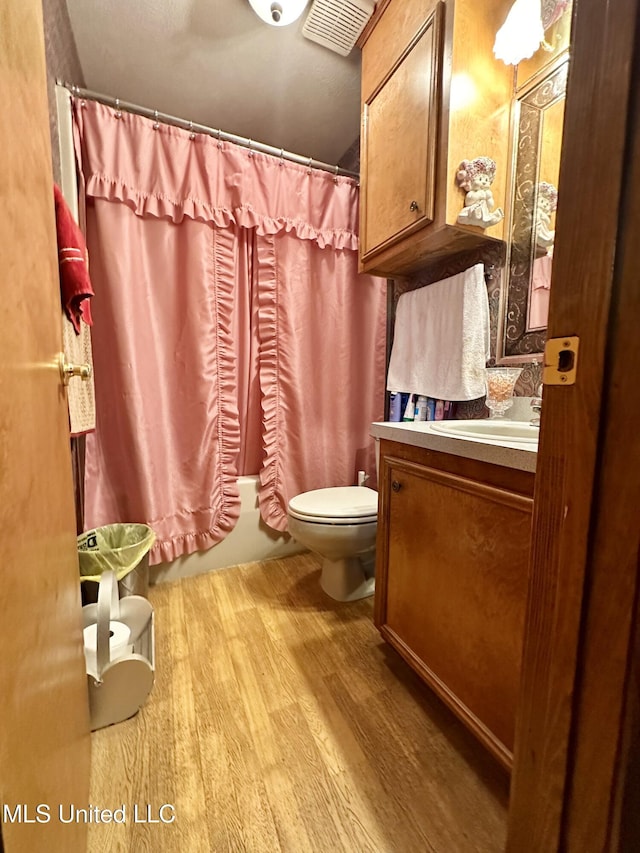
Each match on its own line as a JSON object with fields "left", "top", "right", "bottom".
{"left": 88, "top": 553, "right": 508, "bottom": 852}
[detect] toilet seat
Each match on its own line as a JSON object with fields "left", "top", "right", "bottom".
{"left": 288, "top": 486, "right": 378, "bottom": 525}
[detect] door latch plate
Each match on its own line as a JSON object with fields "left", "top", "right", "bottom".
{"left": 543, "top": 336, "right": 579, "bottom": 385}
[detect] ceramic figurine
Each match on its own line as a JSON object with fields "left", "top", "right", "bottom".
{"left": 535, "top": 181, "right": 558, "bottom": 249}
{"left": 456, "top": 157, "right": 504, "bottom": 228}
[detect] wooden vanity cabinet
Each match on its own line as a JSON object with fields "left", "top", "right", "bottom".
{"left": 359, "top": 0, "right": 514, "bottom": 277}
{"left": 375, "top": 439, "right": 534, "bottom": 769}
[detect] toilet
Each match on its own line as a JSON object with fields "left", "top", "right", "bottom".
{"left": 287, "top": 485, "right": 378, "bottom": 601}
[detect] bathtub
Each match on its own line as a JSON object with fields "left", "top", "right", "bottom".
{"left": 149, "top": 475, "right": 305, "bottom": 585}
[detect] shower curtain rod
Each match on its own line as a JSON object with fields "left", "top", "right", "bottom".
{"left": 59, "top": 82, "right": 360, "bottom": 180}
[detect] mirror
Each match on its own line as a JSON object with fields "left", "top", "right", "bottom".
{"left": 499, "top": 57, "right": 569, "bottom": 361}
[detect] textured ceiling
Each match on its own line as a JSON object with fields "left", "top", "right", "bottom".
{"left": 65, "top": 0, "right": 363, "bottom": 166}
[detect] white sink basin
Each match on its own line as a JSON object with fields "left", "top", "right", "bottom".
{"left": 429, "top": 420, "right": 539, "bottom": 444}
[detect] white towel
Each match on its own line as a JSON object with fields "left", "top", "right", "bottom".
{"left": 386, "top": 264, "right": 490, "bottom": 401}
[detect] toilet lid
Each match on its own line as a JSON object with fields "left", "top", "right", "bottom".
{"left": 288, "top": 486, "right": 378, "bottom": 523}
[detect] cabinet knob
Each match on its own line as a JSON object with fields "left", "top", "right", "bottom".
{"left": 392, "top": 480, "right": 402, "bottom": 492}
{"left": 409, "top": 200, "right": 419, "bottom": 212}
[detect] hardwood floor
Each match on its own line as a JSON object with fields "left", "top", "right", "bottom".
{"left": 88, "top": 553, "right": 508, "bottom": 852}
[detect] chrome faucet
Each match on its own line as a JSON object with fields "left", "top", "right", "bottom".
{"left": 530, "top": 384, "right": 543, "bottom": 427}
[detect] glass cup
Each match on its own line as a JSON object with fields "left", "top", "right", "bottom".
{"left": 484, "top": 367, "right": 523, "bottom": 418}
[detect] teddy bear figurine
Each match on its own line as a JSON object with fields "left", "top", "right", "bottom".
{"left": 456, "top": 157, "right": 504, "bottom": 229}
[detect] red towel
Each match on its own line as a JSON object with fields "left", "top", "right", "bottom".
{"left": 54, "top": 184, "right": 94, "bottom": 334}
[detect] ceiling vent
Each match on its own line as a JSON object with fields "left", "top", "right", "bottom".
{"left": 302, "top": 0, "right": 375, "bottom": 57}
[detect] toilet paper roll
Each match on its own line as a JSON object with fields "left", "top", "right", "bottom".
{"left": 83, "top": 620, "right": 132, "bottom": 674}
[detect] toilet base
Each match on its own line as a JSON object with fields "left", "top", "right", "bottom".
{"left": 320, "top": 556, "right": 375, "bottom": 602}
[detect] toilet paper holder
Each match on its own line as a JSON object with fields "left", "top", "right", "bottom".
{"left": 82, "top": 568, "right": 155, "bottom": 731}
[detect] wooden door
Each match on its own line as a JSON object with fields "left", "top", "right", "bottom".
{"left": 0, "top": 1, "right": 91, "bottom": 851}
{"left": 507, "top": 0, "right": 640, "bottom": 848}
{"left": 360, "top": 4, "right": 442, "bottom": 260}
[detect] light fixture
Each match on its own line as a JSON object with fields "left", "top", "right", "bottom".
{"left": 493, "top": 0, "right": 545, "bottom": 65}
{"left": 248, "top": 0, "right": 310, "bottom": 26}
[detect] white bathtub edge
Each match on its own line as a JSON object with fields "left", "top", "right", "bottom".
{"left": 150, "top": 476, "right": 306, "bottom": 585}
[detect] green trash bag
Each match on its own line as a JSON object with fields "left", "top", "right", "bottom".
{"left": 78, "top": 524, "right": 156, "bottom": 597}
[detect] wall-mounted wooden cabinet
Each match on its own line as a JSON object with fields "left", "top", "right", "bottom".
{"left": 375, "top": 439, "right": 534, "bottom": 769}
{"left": 359, "top": 0, "right": 514, "bottom": 277}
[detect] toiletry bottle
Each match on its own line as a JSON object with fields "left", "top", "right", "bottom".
{"left": 402, "top": 394, "right": 415, "bottom": 422}
{"left": 400, "top": 392, "right": 409, "bottom": 418}
{"left": 435, "top": 399, "right": 445, "bottom": 420}
{"left": 388, "top": 392, "right": 402, "bottom": 422}
{"left": 414, "top": 395, "right": 428, "bottom": 421}
{"left": 426, "top": 398, "right": 436, "bottom": 421}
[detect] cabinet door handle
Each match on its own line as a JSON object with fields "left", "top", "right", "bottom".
{"left": 409, "top": 200, "right": 419, "bottom": 212}
{"left": 391, "top": 480, "right": 402, "bottom": 492}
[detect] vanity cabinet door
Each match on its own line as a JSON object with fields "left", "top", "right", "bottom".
{"left": 375, "top": 453, "right": 533, "bottom": 768}
{"left": 360, "top": 3, "right": 442, "bottom": 262}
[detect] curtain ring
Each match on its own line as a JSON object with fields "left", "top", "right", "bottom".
{"left": 114, "top": 98, "right": 121, "bottom": 119}
{"left": 333, "top": 164, "right": 339, "bottom": 183}
{"left": 279, "top": 148, "right": 285, "bottom": 166}
{"left": 189, "top": 121, "right": 196, "bottom": 140}
{"left": 248, "top": 139, "right": 254, "bottom": 157}
{"left": 153, "top": 110, "right": 160, "bottom": 130}
{"left": 217, "top": 129, "right": 223, "bottom": 148}
{"left": 307, "top": 156, "right": 313, "bottom": 174}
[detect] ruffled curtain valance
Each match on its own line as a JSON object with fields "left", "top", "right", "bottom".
{"left": 73, "top": 100, "right": 360, "bottom": 251}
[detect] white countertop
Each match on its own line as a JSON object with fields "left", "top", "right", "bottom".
{"left": 370, "top": 420, "right": 538, "bottom": 473}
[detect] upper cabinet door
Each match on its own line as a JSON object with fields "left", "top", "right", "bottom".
{"left": 360, "top": 4, "right": 443, "bottom": 262}
{"left": 358, "top": 0, "right": 513, "bottom": 278}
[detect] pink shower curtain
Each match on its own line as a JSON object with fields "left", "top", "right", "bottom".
{"left": 75, "top": 100, "right": 386, "bottom": 563}
{"left": 257, "top": 232, "right": 386, "bottom": 530}
{"left": 83, "top": 206, "right": 244, "bottom": 564}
